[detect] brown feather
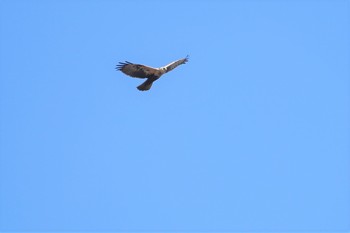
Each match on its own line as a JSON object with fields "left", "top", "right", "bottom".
{"left": 116, "top": 62, "right": 159, "bottom": 79}
{"left": 137, "top": 78, "right": 155, "bottom": 91}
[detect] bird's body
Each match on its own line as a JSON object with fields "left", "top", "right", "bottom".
{"left": 116, "top": 56, "right": 188, "bottom": 91}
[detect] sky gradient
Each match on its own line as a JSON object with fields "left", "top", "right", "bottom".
{"left": 0, "top": 0, "right": 349, "bottom": 232}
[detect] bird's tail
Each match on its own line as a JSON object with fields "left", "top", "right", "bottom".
{"left": 137, "top": 79, "right": 154, "bottom": 91}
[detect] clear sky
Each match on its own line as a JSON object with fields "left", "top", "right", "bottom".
{"left": 0, "top": 0, "right": 349, "bottom": 232}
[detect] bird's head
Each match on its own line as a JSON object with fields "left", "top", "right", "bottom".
{"left": 159, "top": 67, "right": 167, "bottom": 73}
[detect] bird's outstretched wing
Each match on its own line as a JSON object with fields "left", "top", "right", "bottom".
{"left": 162, "top": 55, "right": 189, "bottom": 73}
{"left": 116, "top": 62, "right": 158, "bottom": 78}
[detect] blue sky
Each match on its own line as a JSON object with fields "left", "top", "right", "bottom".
{"left": 0, "top": 0, "right": 349, "bottom": 232}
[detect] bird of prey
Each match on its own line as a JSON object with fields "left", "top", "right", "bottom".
{"left": 116, "top": 56, "right": 189, "bottom": 91}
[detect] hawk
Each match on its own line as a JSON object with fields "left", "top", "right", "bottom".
{"left": 116, "top": 56, "right": 189, "bottom": 91}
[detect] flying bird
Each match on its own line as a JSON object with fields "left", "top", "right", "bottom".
{"left": 116, "top": 56, "right": 189, "bottom": 91}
